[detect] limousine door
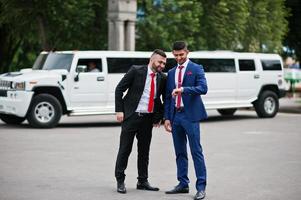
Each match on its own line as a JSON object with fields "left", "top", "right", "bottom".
{"left": 236, "top": 59, "right": 260, "bottom": 103}
{"left": 192, "top": 58, "right": 237, "bottom": 109}
{"left": 69, "top": 58, "right": 108, "bottom": 112}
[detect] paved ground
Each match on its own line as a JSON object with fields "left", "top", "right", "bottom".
{"left": 0, "top": 105, "right": 301, "bottom": 200}
{"left": 279, "top": 96, "right": 301, "bottom": 114}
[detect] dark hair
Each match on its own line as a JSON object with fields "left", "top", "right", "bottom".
{"left": 172, "top": 41, "right": 188, "bottom": 50}
{"left": 152, "top": 49, "right": 167, "bottom": 58}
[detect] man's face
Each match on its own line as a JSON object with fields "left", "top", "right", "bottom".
{"left": 151, "top": 54, "right": 166, "bottom": 72}
{"left": 172, "top": 49, "right": 189, "bottom": 65}
{"left": 88, "top": 62, "right": 96, "bottom": 69}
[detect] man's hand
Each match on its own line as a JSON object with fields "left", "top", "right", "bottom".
{"left": 172, "top": 87, "right": 183, "bottom": 97}
{"left": 116, "top": 112, "right": 124, "bottom": 122}
{"left": 164, "top": 120, "right": 172, "bottom": 133}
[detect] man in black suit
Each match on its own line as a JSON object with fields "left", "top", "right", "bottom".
{"left": 114, "top": 49, "right": 167, "bottom": 194}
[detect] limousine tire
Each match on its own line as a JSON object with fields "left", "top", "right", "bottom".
{"left": 0, "top": 114, "right": 26, "bottom": 125}
{"left": 217, "top": 109, "right": 237, "bottom": 116}
{"left": 27, "top": 94, "right": 62, "bottom": 128}
{"left": 254, "top": 90, "right": 279, "bottom": 118}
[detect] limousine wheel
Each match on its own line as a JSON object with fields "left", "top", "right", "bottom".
{"left": 217, "top": 109, "right": 237, "bottom": 116}
{"left": 0, "top": 114, "right": 26, "bottom": 125}
{"left": 27, "top": 94, "right": 62, "bottom": 128}
{"left": 254, "top": 90, "right": 279, "bottom": 118}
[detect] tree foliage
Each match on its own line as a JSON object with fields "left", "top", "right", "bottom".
{"left": 137, "top": 0, "right": 288, "bottom": 53}
{"left": 0, "top": 0, "right": 290, "bottom": 73}
{"left": 136, "top": 0, "right": 204, "bottom": 51}
{"left": 0, "top": 0, "right": 107, "bottom": 73}
{"left": 284, "top": 0, "right": 301, "bottom": 61}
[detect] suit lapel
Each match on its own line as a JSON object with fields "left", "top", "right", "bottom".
{"left": 170, "top": 68, "right": 176, "bottom": 89}
{"left": 183, "top": 61, "right": 192, "bottom": 84}
{"left": 156, "top": 73, "right": 161, "bottom": 98}
{"left": 137, "top": 66, "right": 148, "bottom": 98}
{"left": 141, "top": 65, "right": 148, "bottom": 85}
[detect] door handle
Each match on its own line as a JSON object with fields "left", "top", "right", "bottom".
{"left": 254, "top": 74, "right": 260, "bottom": 79}
{"left": 97, "top": 77, "right": 105, "bottom": 81}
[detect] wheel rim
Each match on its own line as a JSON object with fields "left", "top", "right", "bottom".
{"left": 34, "top": 102, "right": 55, "bottom": 123}
{"left": 264, "top": 97, "right": 276, "bottom": 115}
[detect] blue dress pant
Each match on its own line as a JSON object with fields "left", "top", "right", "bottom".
{"left": 172, "top": 111, "right": 207, "bottom": 191}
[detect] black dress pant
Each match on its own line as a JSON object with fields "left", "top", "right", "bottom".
{"left": 115, "top": 113, "right": 153, "bottom": 183}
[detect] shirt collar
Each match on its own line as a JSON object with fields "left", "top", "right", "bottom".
{"left": 177, "top": 59, "right": 189, "bottom": 68}
{"left": 148, "top": 66, "right": 156, "bottom": 75}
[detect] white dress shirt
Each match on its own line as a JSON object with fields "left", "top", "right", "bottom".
{"left": 175, "top": 59, "right": 189, "bottom": 107}
{"left": 136, "top": 66, "right": 157, "bottom": 113}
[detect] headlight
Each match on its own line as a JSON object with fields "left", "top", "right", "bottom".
{"left": 11, "top": 81, "right": 26, "bottom": 90}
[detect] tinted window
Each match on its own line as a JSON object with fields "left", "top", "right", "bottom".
{"left": 163, "top": 59, "right": 177, "bottom": 73}
{"left": 33, "top": 53, "right": 74, "bottom": 71}
{"left": 191, "top": 58, "right": 235, "bottom": 72}
{"left": 261, "top": 60, "right": 282, "bottom": 71}
{"left": 239, "top": 59, "right": 255, "bottom": 71}
{"left": 32, "top": 54, "right": 48, "bottom": 70}
{"left": 107, "top": 58, "right": 149, "bottom": 73}
{"left": 76, "top": 59, "right": 102, "bottom": 72}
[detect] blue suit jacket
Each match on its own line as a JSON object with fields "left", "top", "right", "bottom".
{"left": 164, "top": 60, "right": 208, "bottom": 122}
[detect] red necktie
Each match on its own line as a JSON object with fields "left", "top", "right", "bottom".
{"left": 176, "top": 66, "right": 184, "bottom": 109}
{"left": 148, "top": 72, "right": 156, "bottom": 113}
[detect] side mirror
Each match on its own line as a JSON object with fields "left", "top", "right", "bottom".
{"left": 74, "top": 65, "right": 87, "bottom": 81}
{"left": 77, "top": 65, "right": 87, "bottom": 73}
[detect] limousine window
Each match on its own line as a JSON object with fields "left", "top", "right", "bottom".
{"left": 191, "top": 58, "right": 236, "bottom": 72}
{"left": 261, "top": 60, "right": 282, "bottom": 71}
{"left": 239, "top": 59, "right": 256, "bottom": 71}
{"left": 76, "top": 59, "right": 102, "bottom": 72}
{"left": 107, "top": 58, "right": 149, "bottom": 73}
{"left": 163, "top": 59, "right": 177, "bottom": 72}
{"left": 33, "top": 53, "right": 74, "bottom": 71}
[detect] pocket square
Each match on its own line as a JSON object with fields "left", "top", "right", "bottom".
{"left": 186, "top": 71, "right": 193, "bottom": 75}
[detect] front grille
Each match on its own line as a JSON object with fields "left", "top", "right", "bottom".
{"left": 0, "top": 80, "right": 12, "bottom": 90}
{"left": 0, "top": 90, "right": 7, "bottom": 97}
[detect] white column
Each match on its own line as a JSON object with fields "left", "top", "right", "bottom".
{"left": 116, "top": 20, "right": 125, "bottom": 51}
{"left": 125, "top": 21, "right": 135, "bottom": 51}
{"left": 109, "top": 20, "right": 125, "bottom": 51}
{"left": 108, "top": 20, "right": 114, "bottom": 50}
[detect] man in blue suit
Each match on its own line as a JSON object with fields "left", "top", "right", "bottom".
{"left": 164, "top": 41, "right": 208, "bottom": 200}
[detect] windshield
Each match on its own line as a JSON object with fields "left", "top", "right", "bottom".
{"left": 32, "top": 53, "right": 74, "bottom": 71}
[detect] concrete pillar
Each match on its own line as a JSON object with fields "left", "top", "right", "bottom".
{"left": 108, "top": 0, "right": 137, "bottom": 51}
{"left": 125, "top": 21, "right": 135, "bottom": 51}
{"left": 108, "top": 20, "right": 125, "bottom": 50}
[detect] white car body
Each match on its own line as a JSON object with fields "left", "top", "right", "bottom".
{"left": 0, "top": 51, "right": 286, "bottom": 128}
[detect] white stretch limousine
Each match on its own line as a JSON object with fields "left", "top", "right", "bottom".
{"left": 0, "top": 51, "right": 286, "bottom": 128}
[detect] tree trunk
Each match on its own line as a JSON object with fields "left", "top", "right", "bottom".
{"left": 37, "top": 15, "right": 50, "bottom": 50}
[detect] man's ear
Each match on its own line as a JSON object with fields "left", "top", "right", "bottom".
{"left": 149, "top": 58, "right": 154, "bottom": 66}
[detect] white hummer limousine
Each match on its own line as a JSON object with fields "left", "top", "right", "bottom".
{"left": 0, "top": 51, "right": 286, "bottom": 128}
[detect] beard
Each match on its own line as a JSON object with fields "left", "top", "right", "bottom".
{"left": 153, "top": 64, "right": 164, "bottom": 73}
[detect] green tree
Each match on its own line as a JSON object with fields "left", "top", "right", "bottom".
{"left": 136, "top": 0, "right": 204, "bottom": 51}
{"left": 284, "top": 0, "right": 301, "bottom": 61}
{"left": 0, "top": 0, "right": 107, "bottom": 73}
{"left": 137, "top": 0, "right": 288, "bottom": 53}
{"left": 242, "top": 0, "right": 288, "bottom": 52}
{"left": 200, "top": 0, "right": 249, "bottom": 50}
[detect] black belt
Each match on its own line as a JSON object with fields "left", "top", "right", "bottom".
{"left": 135, "top": 112, "right": 153, "bottom": 117}
{"left": 175, "top": 107, "right": 185, "bottom": 112}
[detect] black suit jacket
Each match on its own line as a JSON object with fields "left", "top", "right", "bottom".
{"left": 115, "top": 65, "right": 166, "bottom": 123}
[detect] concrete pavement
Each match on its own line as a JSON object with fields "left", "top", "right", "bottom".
{"left": 279, "top": 96, "right": 301, "bottom": 114}
{"left": 0, "top": 110, "right": 301, "bottom": 200}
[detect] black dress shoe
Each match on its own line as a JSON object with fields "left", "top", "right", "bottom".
{"left": 117, "top": 182, "right": 126, "bottom": 194}
{"left": 136, "top": 181, "right": 159, "bottom": 191}
{"left": 194, "top": 190, "right": 206, "bottom": 200}
{"left": 165, "top": 185, "right": 189, "bottom": 194}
